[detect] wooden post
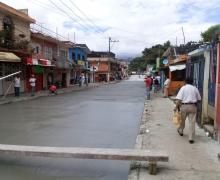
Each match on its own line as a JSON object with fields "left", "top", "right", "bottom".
{"left": 148, "top": 161, "right": 157, "bottom": 175}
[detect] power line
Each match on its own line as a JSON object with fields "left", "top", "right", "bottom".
{"left": 48, "top": 0, "right": 91, "bottom": 32}
{"left": 68, "top": 0, "right": 103, "bottom": 33}
{"left": 28, "top": 0, "right": 112, "bottom": 43}
{"left": 29, "top": 0, "right": 64, "bottom": 15}
{"left": 59, "top": 0, "right": 98, "bottom": 32}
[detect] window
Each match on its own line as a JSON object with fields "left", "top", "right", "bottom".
{"left": 60, "top": 50, "right": 67, "bottom": 61}
{"left": 36, "top": 46, "right": 39, "bottom": 54}
{"left": 45, "top": 46, "right": 52, "bottom": 60}
{"left": 82, "top": 55, "right": 85, "bottom": 61}
{"left": 3, "top": 63, "right": 22, "bottom": 81}
{"left": 77, "top": 54, "right": 81, "bottom": 60}
{"left": 2, "top": 16, "right": 13, "bottom": 47}
{"left": 72, "top": 52, "right": 76, "bottom": 61}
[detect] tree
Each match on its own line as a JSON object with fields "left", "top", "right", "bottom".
{"left": 129, "top": 41, "right": 171, "bottom": 71}
{"left": 201, "top": 24, "right": 220, "bottom": 42}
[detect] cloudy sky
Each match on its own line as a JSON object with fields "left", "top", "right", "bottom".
{"left": 2, "top": 0, "right": 220, "bottom": 58}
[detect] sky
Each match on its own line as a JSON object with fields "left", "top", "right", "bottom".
{"left": 1, "top": 0, "right": 220, "bottom": 58}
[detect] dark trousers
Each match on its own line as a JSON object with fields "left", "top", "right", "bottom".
{"left": 14, "top": 87, "right": 20, "bottom": 97}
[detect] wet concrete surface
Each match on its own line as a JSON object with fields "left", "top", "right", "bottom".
{"left": 0, "top": 80, "right": 145, "bottom": 180}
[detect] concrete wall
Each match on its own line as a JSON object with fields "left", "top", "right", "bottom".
{"left": 31, "top": 37, "right": 57, "bottom": 60}
{"left": 202, "top": 50, "right": 210, "bottom": 123}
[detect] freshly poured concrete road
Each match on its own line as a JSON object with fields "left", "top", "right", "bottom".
{"left": 0, "top": 79, "right": 145, "bottom": 180}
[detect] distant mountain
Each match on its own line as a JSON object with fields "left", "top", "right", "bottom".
{"left": 117, "top": 52, "right": 141, "bottom": 60}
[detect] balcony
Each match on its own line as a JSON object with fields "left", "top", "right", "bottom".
{"left": 56, "top": 58, "right": 72, "bottom": 69}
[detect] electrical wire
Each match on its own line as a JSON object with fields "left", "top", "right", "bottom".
{"left": 68, "top": 0, "right": 103, "bottom": 33}
{"left": 58, "top": 0, "right": 102, "bottom": 33}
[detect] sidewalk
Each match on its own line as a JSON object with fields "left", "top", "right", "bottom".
{"left": 128, "top": 92, "right": 220, "bottom": 180}
{"left": 0, "top": 81, "right": 117, "bottom": 105}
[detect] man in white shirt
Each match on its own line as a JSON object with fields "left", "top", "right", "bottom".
{"left": 174, "top": 77, "right": 201, "bottom": 144}
{"left": 14, "top": 75, "right": 20, "bottom": 97}
{"left": 29, "top": 74, "right": 36, "bottom": 96}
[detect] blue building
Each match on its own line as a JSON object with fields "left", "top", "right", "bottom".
{"left": 65, "top": 43, "right": 90, "bottom": 84}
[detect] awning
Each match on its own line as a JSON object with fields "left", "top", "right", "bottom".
{"left": 26, "top": 58, "right": 55, "bottom": 66}
{"left": 39, "top": 59, "right": 54, "bottom": 66}
{"left": 169, "top": 64, "right": 186, "bottom": 72}
{"left": 0, "top": 52, "right": 21, "bottom": 62}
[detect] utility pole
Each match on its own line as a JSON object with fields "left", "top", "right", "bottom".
{"left": 181, "top": 27, "right": 185, "bottom": 45}
{"left": 108, "top": 37, "right": 119, "bottom": 53}
{"left": 108, "top": 37, "right": 119, "bottom": 82}
{"left": 176, "top": 37, "right": 178, "bottom": 47}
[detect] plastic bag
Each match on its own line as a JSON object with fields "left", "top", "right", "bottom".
{"left": 172, "top": 111, "right": 182, "bottom": 126}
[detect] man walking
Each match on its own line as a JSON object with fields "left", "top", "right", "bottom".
{"left": 174, "top": 77, "right": 201, "bottom": 144}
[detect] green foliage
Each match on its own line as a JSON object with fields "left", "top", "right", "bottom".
{"left": 201, "top": 24, "right": 220, "bottom": 42}
{"left": 129, "top": 41, "right": 171, "bottom": 71}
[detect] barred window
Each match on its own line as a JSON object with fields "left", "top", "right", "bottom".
{"left": 45, "top": 46, "right": 52, "bottom": 60}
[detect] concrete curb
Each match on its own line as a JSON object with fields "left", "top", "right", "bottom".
{"left": 128, "top": 98, "right": 151, "bottom": 179}
{"left": 0, "top": 81, "right": 121, "bottom": 105}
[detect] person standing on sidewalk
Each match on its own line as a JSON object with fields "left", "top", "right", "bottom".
{"left": 163, "top": 76, "right": 170, "bottom": 97}
{"left": 14, "top": 74, "right": 20, "bottom": 97}
{"left": 29, "top": 74, "right": 36, "bottom": 96}
{"left": 145, "top": 74, "right": 152, "bottom": 100}
{"left": 174, "top": 77, "right": 201, "bottom": 144}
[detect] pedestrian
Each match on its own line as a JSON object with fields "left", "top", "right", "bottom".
{"left": 153, "top": 77, "right": 159, "bottom": 93}
{"left": 14, "top": 74, "right": 20, "bottom": 97}
{"left": 174, "top": 77, "right": 201, "bottom": 144}
{"left": 80, "top": 73, "right": 85, "bottom": 86}
{"left": 163, "top": 76, "right": 170, "bottom": 98}
{"left": 49, "top": 84, "right": 57, "bottom": 95}
{"left": 144, "top": 74, "right": 152, "bottom": 100}
{"left": 85, "top": 74, "right": 88, "bottom": 87}
{"left": 29, "top": 74, "right": 36, "bottom": 96}
{"left": 156, "top": 74, "right": 161, "bottom": 90}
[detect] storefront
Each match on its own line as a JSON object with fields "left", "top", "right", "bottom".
{"left": 0, "top": 52, "right": 23, "bottom": 95}
{"left": 168, "top": 64, "right": 186, "bottom": 95}
{"left": 26, "top": 57, "right": 55, "bottom": 92}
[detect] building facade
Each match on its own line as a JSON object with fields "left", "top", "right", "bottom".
{"left": 0, "top": 2, "right": 35, "bottom": 95}
{"left": 87, "top": 51, "right": 120, "bottom": 82}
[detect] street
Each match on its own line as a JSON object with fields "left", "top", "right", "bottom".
{"left": 0, "top": 79, "right": 145, "bottom": 180}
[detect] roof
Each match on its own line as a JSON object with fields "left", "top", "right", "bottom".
{"left": 74, "top": 44, "right": 90, "bottom": 53}
{"left": 62, "top": 41, "right": 75, "bottom": 47}
{"left": 0, "top": 52, "right": 21, "bottom": 62}
{"left": 31, "top": 32, "right": 58, "bottom": 44}
{"left": 163, "top": 43, "right": 201, "bottom": 58}
{"left": 88, "top": 51, "right": 115, "bottom": 58}
{"left": 0, "top": 2, "right": 35, "bottom": 23}
{"left": 162, "top": 47, "right": 172, "bottom": 57}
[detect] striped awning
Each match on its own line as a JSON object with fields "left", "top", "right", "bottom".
{"left": 0, "top": 52, "right": 21, "bottom": 62}
{"left": 26, "top": 58, "right": 55, "bottom": 67}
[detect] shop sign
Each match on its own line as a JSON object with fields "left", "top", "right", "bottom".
{"left": 34, "top": 66, "right": 44, "bottom": 74}
{"left": 78, "top": 60, "right": 85, "bottom": 66}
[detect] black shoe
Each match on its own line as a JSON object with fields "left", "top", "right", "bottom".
{"left": 177, "top": 129, "right": 183, "bottom": 136}
{"left": 189, "top": 140, "right": 194, "bottom": 144}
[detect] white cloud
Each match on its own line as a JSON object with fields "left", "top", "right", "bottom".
{"left": 1, "top": 0, "right": 220, "bottom": 58}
